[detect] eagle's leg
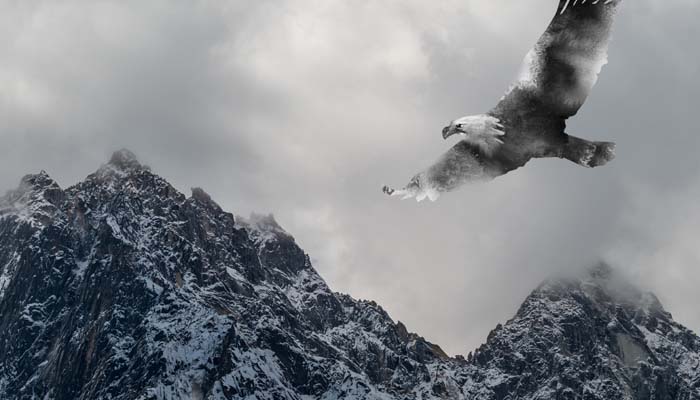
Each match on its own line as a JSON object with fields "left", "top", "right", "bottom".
{"left": 558, "top": 134, "right": 616, "bottom": 168}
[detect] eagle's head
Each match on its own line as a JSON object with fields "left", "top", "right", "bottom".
{"left": 441, "top": 115, "right": 506, "bottom": 155}
{"left": 441, "top": 122, "right": 462, "bottom": 140}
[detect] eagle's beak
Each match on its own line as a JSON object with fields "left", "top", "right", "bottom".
{"left": 442, "top": 125, "right": 453, "bottom": 140}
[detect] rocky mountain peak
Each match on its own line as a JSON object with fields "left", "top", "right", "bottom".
{"left": 0, "top": 170, "right": 64, "bottom": 226}
{"left": 464, "top": 262, "right": 700, "bottom": 400}
{"left": 20, "top": 170, "right": 55, "bottom": 187}
{"left": 85, "top": 149, "right": 152, "bottom": 184}
{"left": 0, "top": 153, "right": 698, "bottom": 400}
{"left": 3, "top": 170, "right": 60, "bottom": 200}
{"left": 241, "top": 213, "right": 285, "bottom": 233}
{"left": 0, "top": 153, "right": 456, "bottom": 399}
{"left": 108, "top": 148, "right": 148, "bottom": 171}
{"left": 532, "top": 263, "right": 668, "bottom": 323}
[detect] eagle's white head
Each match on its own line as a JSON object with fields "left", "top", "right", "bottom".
{"left": 441, "top": 114, "right": 506, "bottom": 155}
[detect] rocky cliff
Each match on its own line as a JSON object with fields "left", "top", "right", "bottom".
{"left": 0, "top": 150, "right": 698, "bottom": 399}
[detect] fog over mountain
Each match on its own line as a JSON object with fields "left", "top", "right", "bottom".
{"left": 1, "top": 0, "right": 699, "bottom": 355}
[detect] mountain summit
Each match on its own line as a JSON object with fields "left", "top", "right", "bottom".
{"left": 1, "top": 151, "right": 698, "bottom": 399}
{"left": 108, "top": 148, "right": 149, "bottom": 171}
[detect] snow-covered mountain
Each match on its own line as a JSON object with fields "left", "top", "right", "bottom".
{"left": 0, "top": 150, "right": 698, "bottom": 399}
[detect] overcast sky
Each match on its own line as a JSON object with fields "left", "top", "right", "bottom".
{"left": 1, "top": 0, "right": 699, "bottom": 356}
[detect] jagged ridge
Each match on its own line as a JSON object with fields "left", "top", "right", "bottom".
{"left": 0, "top": 151, "right": 698, "bottom": 400}
{"left": 0, "top": 150, "right": 453, "bottom": 400}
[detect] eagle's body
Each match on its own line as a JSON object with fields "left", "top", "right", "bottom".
{"left": 385, "top": 0, "right": 621, "bottom": 201}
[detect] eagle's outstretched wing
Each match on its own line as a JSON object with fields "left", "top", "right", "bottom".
{"left": 382, "top": 141, "right": 499, "bottom": 202}
{"left": 496, "top": 0, "right": 622, "bottom": 119}
{"left": 384, "top": 0, "right": 622, "bottom": 201}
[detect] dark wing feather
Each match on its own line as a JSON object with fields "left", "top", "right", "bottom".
{"left": 494, "top": 0, "right": 621, "bottom": 119}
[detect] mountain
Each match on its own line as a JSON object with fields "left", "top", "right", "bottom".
{"left": 0, "top": 150, "right": 698, "bottom": 400}
{"left": 463, "top": 264, "right": 700, "bottom": 400}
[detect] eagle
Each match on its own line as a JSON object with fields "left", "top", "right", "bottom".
{"left": 384, "top": 0, "right": 622, "bottom": 201}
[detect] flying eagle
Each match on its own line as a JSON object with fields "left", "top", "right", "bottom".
{"left": 384, "top": 0, "right": 621, "bottom": 201}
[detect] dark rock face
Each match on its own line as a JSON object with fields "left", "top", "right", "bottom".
{"left": 0, "top": 151, "right": 698, "bottom": 399}
{"left": 0, "top": 152, "right": 450, "bottom": 400}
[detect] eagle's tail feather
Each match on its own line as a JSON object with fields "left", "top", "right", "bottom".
{"left": 562, "top": 135, "right": 616, "bottom": 168}
{"left": 589, "top": 141, "right": 616, "bottom": 167}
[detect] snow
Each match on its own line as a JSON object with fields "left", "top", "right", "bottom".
{"left": 282, "top": 268, "right": 330, "bottom": 312}
{"left": 73, "top": 259, "right": 90, "bottom": 279}
{"left": 639, "top": 324, "right": 700, "bottom": 389}
{"left": 106, "top": 214, "right": 134, "bottom": 244}
{"left": 225, "top": 266, "right": 245, "bottom": 282}
{"left": 139, "top": 276, "right": 164, "bottom": 295}
{"left": 0, "top": 264, "right": 13, "bottom": 300}
{"left": 142, "top": 296, "right": 233, "bottom": 400}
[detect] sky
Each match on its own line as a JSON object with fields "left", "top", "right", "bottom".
{"left": 1, "top": 0, "right": 699, "bottom": 356}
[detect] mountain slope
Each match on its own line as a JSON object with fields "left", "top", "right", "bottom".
{"left": 463, "top": 264, "right": 700, "bottom": 399}
{"left": 0, "top": 150, "right": 454, "bottom": 400}
{"left": 0, "top": 150, "right": 698, "bottom": 400}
